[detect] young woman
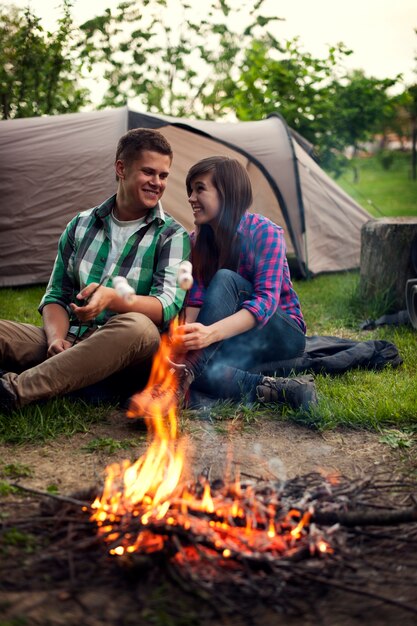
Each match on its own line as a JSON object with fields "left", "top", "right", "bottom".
{"left": 170, "top": 156, "right": 317, "bottom": 412}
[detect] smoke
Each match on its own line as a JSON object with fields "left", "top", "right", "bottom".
{"left": 253, "top": 442, "right": 287, "bottom": 482}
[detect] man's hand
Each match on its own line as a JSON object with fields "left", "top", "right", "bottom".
{"left": 47, "top": 338, "right": 72, "bottom": 357}
{"left": 70, "top": 284, "right": 115, "bottom": 322}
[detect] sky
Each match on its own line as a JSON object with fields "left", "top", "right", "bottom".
{"left": 8, "top": 0, "right": 417, "bottom": 88}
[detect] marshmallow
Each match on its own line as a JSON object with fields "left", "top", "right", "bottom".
{"left": 113, "top": 276, "right": 135, "bottom": 304}
{"left": 177, "top": 261, "right": 193, "bottom": 290}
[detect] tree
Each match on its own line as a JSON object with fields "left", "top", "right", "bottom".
{"left": 318, "top": 70, "right": 397, "bottom": 176}
{"left": 77, "top": 0, "right": 282, "bottom": 117}
{"left": 399, "top": 31, "right": 417, "bottom": 180}
{"left": 0, "top": 0, "right": 89, "bottom": 119}
{"left": 210, "top": 35, "right": 352, "bottom": 138}
{"left": 400, "top": 84, "right": 417, "bottom": 179}
{"left": 208, "top": 33, "right": 398, "bottom": 175}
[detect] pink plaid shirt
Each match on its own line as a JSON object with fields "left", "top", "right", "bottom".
{"left": 187, "top": 213, "right": 306, "bottom": 332}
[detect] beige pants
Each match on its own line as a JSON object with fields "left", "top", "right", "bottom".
{"left": 0, "top": 313, "right": 160, "bottom": 407}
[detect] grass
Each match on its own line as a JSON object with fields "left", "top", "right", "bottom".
{"left": 0, "top": 153, "right": 416, "bottom": 439}
{"left": 0, "top": 276, "right": 416, "bottom": 438}
{"left": 82, "top": 436, "right": 141, "bottom": 453}
{"left": 293, "top": 270, "right": 417, "bottom": 430}
{"left": 0, "top": 397, "right": 113, "bottom": 444}
{"left": 334, "top": 151, "right": 417, "bottom": 218}
{"left": 0, "top": 286, "right": 45, "bottom": 325}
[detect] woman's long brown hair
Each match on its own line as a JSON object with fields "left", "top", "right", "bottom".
{"left": 186, "top": 156, "right": 253, "bottom": 286}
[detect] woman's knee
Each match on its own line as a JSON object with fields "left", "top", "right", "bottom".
{"left": 206, "top": 269, "right": 251, "bottom": 300}
{"left": 210, "top": 269, "right": 239, "bottom": 289}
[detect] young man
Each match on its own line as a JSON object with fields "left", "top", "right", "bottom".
{"left": 0, "top": 128, "right": 190, "bottom": 411}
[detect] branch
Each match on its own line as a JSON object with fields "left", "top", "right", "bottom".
{"left": 7, "top": 481, "right": 91, "bottom": 508}
{"left": 313, "top": 507, "right": 417, "bottom": 527}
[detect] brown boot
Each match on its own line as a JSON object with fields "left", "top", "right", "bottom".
{"left": 0, "top": 374, "right": 19, "bottom": 413}
{"left": 256, "top": 375, "right": 317, "bottom": 411}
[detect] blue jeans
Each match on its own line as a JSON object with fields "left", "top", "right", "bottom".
{"left": 185, "top": 269, "right": 306, "bottom": 403}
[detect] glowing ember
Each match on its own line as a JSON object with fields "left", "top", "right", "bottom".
{"left": 90, "top": 321, "right": 333, "bottom": 567}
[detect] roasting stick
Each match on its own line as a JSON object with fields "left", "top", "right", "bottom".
{"left": 71, "top": 273, "right": 111, "bottom": 345}
{"left": 177, "top": 261, "right": 193, "bottom": 327}
{"left": 84, "top": 273, "right": 110, "bottom": 304}
{"left": 163, "top": 261, "right": 194, "bottom": 374}
{"left": 73, "top": 270, "right": 185, "bottom": 347}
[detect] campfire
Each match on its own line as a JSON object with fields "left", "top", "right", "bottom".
{"left": 89, "top": 323, "right": 335, "bottom": 569}
{"left": 2, "top": 321, "right": 416, "bottom": 623}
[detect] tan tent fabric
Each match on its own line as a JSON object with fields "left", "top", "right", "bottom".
{"left": 0, "top": 106, "right": 371, "bottom": 286}
{"left": 154, "top": 126, "right": 285, "bottom": 241}
{"left": 0, "top": 108, "right": 126, "bottom": 285}
{"left": 294, "top": 141, "right": 371, "bottom": 274}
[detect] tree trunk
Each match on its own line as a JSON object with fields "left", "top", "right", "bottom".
{"left": 360, "top": 218, "right": 417, "bottom": 311}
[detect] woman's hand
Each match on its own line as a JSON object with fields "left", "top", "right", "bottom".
{"left": 174, "top": 322, "right": 218, "bottom": 350}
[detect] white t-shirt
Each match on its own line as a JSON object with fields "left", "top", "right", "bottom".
{"left": 102, "top": 211, "right": 147, "bottom": 276}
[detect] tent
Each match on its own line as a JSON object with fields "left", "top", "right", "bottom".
{"left": 0, "top": 106, "right": 371, "bottom": 286}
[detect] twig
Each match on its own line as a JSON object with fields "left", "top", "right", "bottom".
{"left": 298, "top": 569, "right": 417, "bottom": 616}
{"left": 313, "top": 507, "right": 417, "bottom": 527}
{"left": 7, "top": 482, "right": 91, "bottom": 508}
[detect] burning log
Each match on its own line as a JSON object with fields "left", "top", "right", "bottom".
{"left": 2, "top": 471, "right": 417, "bottom": 621}
{"left": 313, "top": 507, "right": 417, "bottom": 527}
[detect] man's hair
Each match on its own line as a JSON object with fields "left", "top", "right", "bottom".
{"left": 115, "top": 128, "right": 173, "bottom": 166}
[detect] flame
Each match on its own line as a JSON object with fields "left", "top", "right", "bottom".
{"left": 90, "top": 319, "right": 334, "bottom": 565}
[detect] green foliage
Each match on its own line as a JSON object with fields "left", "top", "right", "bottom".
{"left": 1, "top": 527, "right": 37, "bottom": 552}
{"left": 1, "top": 463, "right": 33, "bottom": 479}
{"left": 377, "top": 149, "right": 395, "bottom": 170}
{"left": 77, "top": 0, "right": 282, "bottom": 116}
{"left": 0, "top": 480, "right": 18, "bottom": 496}
{"left": 319, "top": 70, "right": 397, "bottom": 170}
{"left": 222, "top": 40, "right": 397, "bottom": 174}
{"left": 0, "top": 0, "right": 89, "bottom": 119}
{"left": 218, "top": 36, "right": 351, "bottom": 131}
{"left": 379, "top": 427, "right": 416, "bottom": 449}
{"left": 397, "top": 83, "right": 417, "bottom": 180}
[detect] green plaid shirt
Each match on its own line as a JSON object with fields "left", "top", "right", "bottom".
{"left": 39, "top": 194, "right": 190, "bottom": 330}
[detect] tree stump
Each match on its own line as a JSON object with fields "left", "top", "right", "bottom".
{"left": 359, "top": 217, "right": 417, "bottom": 311}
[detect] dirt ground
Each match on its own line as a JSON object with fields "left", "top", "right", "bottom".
{"left": 1, "top": 409, "right": 416, "bottom": 626}
{"left": 1, "top": 409, "right": 413, "bottom": 492}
